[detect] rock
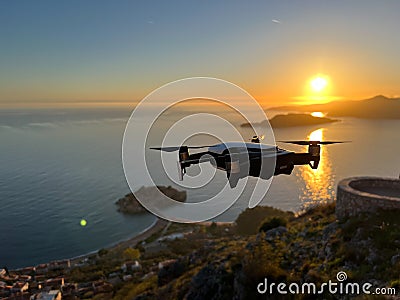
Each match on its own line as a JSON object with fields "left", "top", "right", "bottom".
{"left": 391, "top": 254, "right": 400, "bottom": 265}
{"left": 158, "top": 259, "right": 188, "bottom": 286}
{"left": 322, "top": 222, "right": 338, "bottom": 240}
{"left": 232, "top": 268, "right": 247, "bottom": 300}
{"left": 245, "top": 242, "right": 254, "bottom": 251}
{"left": 116, "top": 186, "right": 187, "bottom": 214}
{"left": 298, "top": 228, "right": 308, "bottom": 238}
{"left": 264, "top": 226, "right": 287, "bottom": 241}
{"left": 186, "top": 263, "right": 233, "bottom": 300}
{"left": 366, "top": 248, "right": 380, "bottom": 264}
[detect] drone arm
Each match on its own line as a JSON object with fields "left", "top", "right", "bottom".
{"left": 290, "top": 153, "right": 320, "bottom": 169}
{"left": 180, "top": 152, "right": 213, "bottom": 168}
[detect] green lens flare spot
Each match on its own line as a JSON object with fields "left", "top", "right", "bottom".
{"left": 80, "top": 219, "right": 87, "bottom": 227}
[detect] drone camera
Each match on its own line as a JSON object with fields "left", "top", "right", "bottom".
{"left": 177, "top": 146, "right": 189, "bottom": 181}
{"left": 308, "top": 144, "right": 321, "bottom": 169}
{"left": 179, "top": 146, "right": 189, "bottom": 161}
{"left": 308, "top": 144, "right": 321, "bottom": 157}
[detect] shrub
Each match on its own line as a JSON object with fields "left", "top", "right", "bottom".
{"left": 123, "top": 248, "right": 141, "bottom": 260}
{"left": 235, "top": 206, "right": 293, "bottom": 235}
{"left": 258, "top": 216, "right": 287, "bottom": 232}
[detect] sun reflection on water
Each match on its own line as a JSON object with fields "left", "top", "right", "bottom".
{"left": 311, "top": 111, "right": 325, "bottom": 118}
{"left": 295, "top": 128, "right": 335, "bottom": 210}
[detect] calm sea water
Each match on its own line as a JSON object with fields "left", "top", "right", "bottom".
{"left": 0, "top": 107, "right": 399, "bottom": 268}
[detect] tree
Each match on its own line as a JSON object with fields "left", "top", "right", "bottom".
{"left": 123, "top": 248, "right": 140, "bottom": 260}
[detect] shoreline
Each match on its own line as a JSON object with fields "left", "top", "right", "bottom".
{"left": 12, "top": 217, "right": 235, "bottom": 271}
{"left": 12, "top": 217, "right": 168, "bottom": 271}
{"left": 70, "top": 217, "right": 167, "bottom": 265}
{"left": 69, "top": 219, "right": 234, "bottom": 264}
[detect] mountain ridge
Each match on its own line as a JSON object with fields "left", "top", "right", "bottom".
{"left": 268, "top": 95, "right": 400, "bottom": 119}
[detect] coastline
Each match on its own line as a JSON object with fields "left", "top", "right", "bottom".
{"left": 70, "top": 217, "right": 167, "bottom": 266}
{"left": 12, "top": 217, "right": 167, "bottom": 271}
{"left": 13, "top": 218, "right": 234, "bottom": 271}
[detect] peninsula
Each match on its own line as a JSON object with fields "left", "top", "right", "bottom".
{"left": 241, "top": 113, "right": 338, "bottom": 128}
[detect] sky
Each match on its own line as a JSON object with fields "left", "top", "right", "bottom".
{"left": 1, "top": 0, "right": 400, "bottom": 107}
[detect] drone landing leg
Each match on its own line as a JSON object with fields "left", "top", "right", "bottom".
{"left": 309, "top": 157, "right": 320, "bottom": 169}
{"left": 227, "top": 172, "right": 240, "bottom": 188}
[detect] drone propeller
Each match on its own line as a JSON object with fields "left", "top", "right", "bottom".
{"left": 278, "top": 140, "right": 350, "bottom": 145}
{"left": 150, "top": 145, "right": 211, "bottom": 152}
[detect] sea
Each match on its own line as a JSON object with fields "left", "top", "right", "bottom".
{"left": 0, "top": 106, "right": 399, "bottom": 268}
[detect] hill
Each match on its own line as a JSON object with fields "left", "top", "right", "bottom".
{"left": 24, "top": 202, "right": 399, "bottom": 299}
{"left": 108, "top": 204, "right": 400, "bottom": 299}
{"left": 116, "top": 186, "right": 186, "bottom": 214}
{"left": 269, "top": 95, "right": 400, "bottom": 119}
{"left": 241, "top": 113, "right": 338, "bottom": 128}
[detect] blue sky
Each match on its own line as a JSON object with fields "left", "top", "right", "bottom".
{"left": 1, "top": 1, "right": 400, "bottom": 106}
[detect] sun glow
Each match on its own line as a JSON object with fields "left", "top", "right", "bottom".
{"left": 310, "top": 76, "right": 328, "bottom": 92}
{"left": 293, "top": 74, "right": 335, "bottom": 105}
{"left": 309, "top": 128, "right": 323, "bottom": 141}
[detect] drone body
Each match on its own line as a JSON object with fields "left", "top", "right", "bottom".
{"left": 151, "top": 137, "right": 346, "bottom": 188}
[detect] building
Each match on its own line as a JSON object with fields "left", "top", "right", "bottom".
{"left": 35, "top": 264, "right": 48, "bottom": 275}
{"left": 158, "top": 259, "right": 177, "bottom": 270}
{"left": 44, "top": 278, "right": 64, "bottom": 290}
{"left": 18, "top": 266, "right": 36, "bottom": 276}
{"left": 48, "top": 260, "right": 70, "bottom": 271}
{"left": 11, "top": 281, "right": 29, "bottom": 293}
{"left": 32, "top": 290, "right": 62, "bottom": 300}
{"left": 121, "top": 260, "right": 141, "bottom": 272}
{"left": 0, "top": 269, "right": 7, "bottom": 277}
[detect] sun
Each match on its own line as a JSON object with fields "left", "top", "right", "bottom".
{"left": 310, "top": 76, "right": 328, "bottom": 92}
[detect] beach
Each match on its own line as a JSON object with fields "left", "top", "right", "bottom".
{"left": 69, "top": 217, "right": 167, "bottom": 266}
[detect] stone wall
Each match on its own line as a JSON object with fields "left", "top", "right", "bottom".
{"left": 336, "top": 177, "right": 400, "bottom": 220}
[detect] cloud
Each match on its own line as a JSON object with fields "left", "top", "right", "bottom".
{"left": 272, "top": 19, "right": 282, "bottom": 24}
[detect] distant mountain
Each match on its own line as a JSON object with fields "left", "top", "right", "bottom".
{"left": 241, "top": 113, "right": 338, "bottom": 128}
{"left": 269, "top": 95, "right": 400, "bottom": 119}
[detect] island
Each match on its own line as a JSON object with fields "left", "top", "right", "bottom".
{"left": 268, "top": 95, "right": 400, "bottom": 119}
{"left": 116, "top": 186, "right": 187, "bottom": 214}
{"left": 241, "top": 113, "right": 338, "bottom": 128}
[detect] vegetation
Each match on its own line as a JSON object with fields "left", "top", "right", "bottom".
{"left": 113, "top": 276, "right": 158, "bottom": 300}
{"left": 122, "top": 248, "right": 141, "bottom": 260}
{"left": 60, "top": 203, "right": 400, "bottom": 299}
{"left": 235, "top": 206, "right": 293, "bottom": 235}
{"left": 258, "top": 216, "right": 287, "bottom": 232}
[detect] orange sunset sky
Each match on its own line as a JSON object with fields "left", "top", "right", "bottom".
{"left": 1, "top": 1, "right": 400, "bottom": 108}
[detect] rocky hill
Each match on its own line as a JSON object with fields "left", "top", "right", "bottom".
{"left": 111, "top": 204, "right": 400, "bottom": 299}
{"left": 241, "top": 113, "right": 338, "bottom": 128}
{"left": 116, "top": 186, "right": 186, "bottom": 214}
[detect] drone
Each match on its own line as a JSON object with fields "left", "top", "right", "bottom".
{"left": 151, "top": 136, "right": 347, "bottom": 188}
